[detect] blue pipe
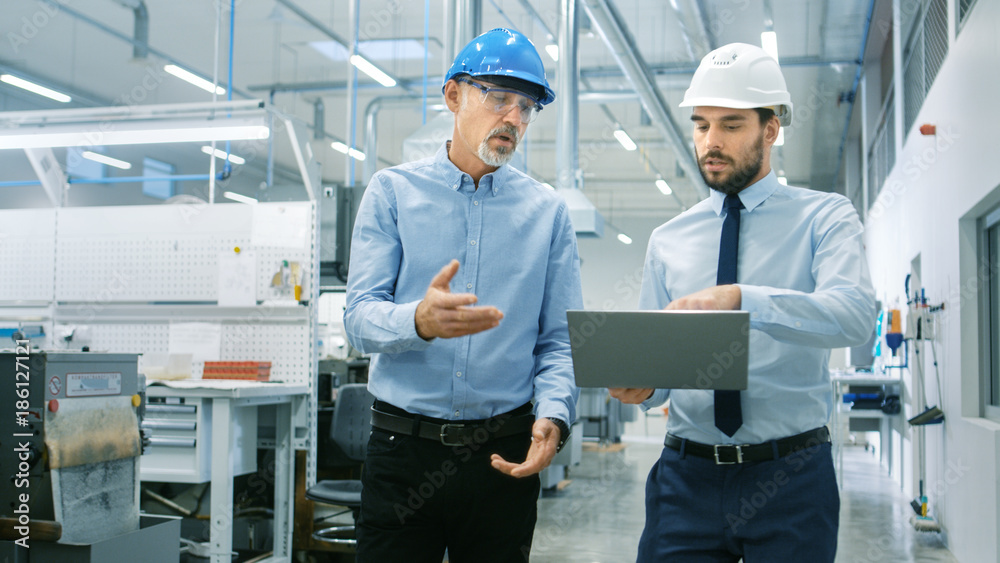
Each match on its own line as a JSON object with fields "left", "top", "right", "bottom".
{"left": 833, "top": 0, "right": 877, "bottom": 186}
{"left": 348, "top": 0, "right": 359, "bottom": 186}
{"left": 38, "top": 0, "right": 249, "bottom": 99}
{"left": 69, "top": 174, "right": 213, "bottom": 185}
{"left": 422, "top": 0, "right": 430, "bottom": 125}
{"left": 224, "top": 0, "right": 235, "bottom": 178}
{"left": 0, "top": 174, "right": 215, "bottom": 188}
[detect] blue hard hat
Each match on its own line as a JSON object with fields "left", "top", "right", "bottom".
{"left": 443, "top": 28, "right": 555, "bottom": 106}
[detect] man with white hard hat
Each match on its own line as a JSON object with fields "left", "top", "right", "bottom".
{"left": 345, "top": 27, "right": 581, "bottom": 562}
{"left": 611, "top": 43, "right": 875, "bottom": 561}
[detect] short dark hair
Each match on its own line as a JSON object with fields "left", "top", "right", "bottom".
{"left": 753, "top": 107, "right": 776, "bottom": 125}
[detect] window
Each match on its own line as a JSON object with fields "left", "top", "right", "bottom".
{"left": 958, "top": 0, "right": 979, "bottom": 34}
{"left": 981, "top": 206, "right": 1000, "bottom": 419}
{"left": 142, "top": 157, "right": 174, "bottom": 200}
{"left": 902, "top": 0, "right": 949, "bottom": 137}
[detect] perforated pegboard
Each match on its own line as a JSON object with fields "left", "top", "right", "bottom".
{"left": 55, "top": 202, "right": 314, "bottom": 303}
{"left": 0, "top": 209, "right": 56, "bottom": 302}
{"left": 220, "top": 322, "right": 311, "bottom": 384}
{"left": 71, "top": 321, "right": 310, "bottom": 384}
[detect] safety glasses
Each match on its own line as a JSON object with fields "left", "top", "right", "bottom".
{"left": 457, "top": 77, "right": 542, "bottom": 124}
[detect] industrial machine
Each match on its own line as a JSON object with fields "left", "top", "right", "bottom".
{"left": 0, "top": 350, "right": 179, "bottom": 562}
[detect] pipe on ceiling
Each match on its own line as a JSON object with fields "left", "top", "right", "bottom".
{"left": 363, "top": 95, "right": 425, "bottom": 184}
{"left": 555, "top": 0, "right": 580, "bottom": 191}
{"left": 689, "top": 0, "right": 716, "bottom": 51}
{"left": 581, "top": 0, "right": 709, "bottom": 199}
{"left": 515, "top": 0, "right": 555, "bottom": 41}
{"left": 274, "top": 0, "right": 407, "bottom": 95}
{"left": 42, "top": 0, "right": 251, "bottom": 99}
{"left": 833, "top": 0, "right": 877, "bottom": 188}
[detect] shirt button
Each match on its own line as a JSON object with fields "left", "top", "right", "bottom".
{"left": 470, "top": 240, "right": 476, "bottom": 245}
{"left": 795, "top": 321, "right": 802, "bottom": 327}
{"left": 454, "top": 411, "right": 460, "bottom": 417}
{"left": 466, "top": 283, "right": 472, "bottom": 289}
{"left": 474, "top": 201, "right": 479, "bottom": 206}
{"left": 456, "top": 371, "right": 462, "bottom": 377}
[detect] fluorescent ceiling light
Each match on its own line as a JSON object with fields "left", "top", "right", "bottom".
{"left": 223, "top": 191, "right": 258, "bottom": 204}
{"left": 655, "top": 178, "right": 672, "bottom": 195}
{"left": 777, "top": 176, "right": 788, "bottom": 185}
{"left": 201, "top": 145, "right": 245, "bottom": 165}
{"left": 617, "top": 233, "right": 633, "bottom": 245}
{"left": 613, "top": 129, "right": 637, "bottom": 151}
{"left": 0, "top": 118, "right": 270, "bottom": 150}
{"left": 545, "top": 44, "right": 559, "bottom": 62}
{"left": 164, "top": 65, "right": 226, "bottom": 95}
{"left": 81, "top": 150, "right": 132, "bottom": 170}
{"left": 1, "top": 74, "right": 71, "bottom": 103}
{"left": 774, "top": 128, "right": 785, "bottom": 146}
{"left": 331, "top": 141, "right": 366, "bottom": 161}
{"left": 761, "top": 31, "right": 779, "bottom": 63}
{"left": 541, "top": 182, "right": 555, "bottom": 190}
{"left": 349, "top": 55, "right": 397, "bottom": 88}
{"left": 310, "top": 39, "right": 428, "bottom": 61}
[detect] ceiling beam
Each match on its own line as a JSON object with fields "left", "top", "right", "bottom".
{"left": 581, "top": 0, "right": 708, "bottom": 199}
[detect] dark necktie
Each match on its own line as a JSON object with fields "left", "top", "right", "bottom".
{"left": 715, "top": 194, "right": 744, "bottom": 437}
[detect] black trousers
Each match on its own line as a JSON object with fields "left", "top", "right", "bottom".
{"left": 356, "top": 405, "right": 540, "bottom": 563}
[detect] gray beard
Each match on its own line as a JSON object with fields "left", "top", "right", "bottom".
{"left": 478, "top": 125, "right": 520, "bottom": 167}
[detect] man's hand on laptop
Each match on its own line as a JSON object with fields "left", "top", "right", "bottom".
{"left": 609, "top": 388, "right": 654, "bottom": 404}
{"left": 666, "top": 284, "right": 741, "bottom": 311}
{"left": 415, "top": 260, "right": 504, "bottom": 340}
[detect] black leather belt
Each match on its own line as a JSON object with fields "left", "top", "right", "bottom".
{"left": 370, "top": 405, "right": 535, "bottom": 447}
{"left": 664, "top": 426, "right": 830, "bottom": 465}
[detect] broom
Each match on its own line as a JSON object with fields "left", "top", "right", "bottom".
{"left": 910, "top": 480, "right": 942, "bottom": 532}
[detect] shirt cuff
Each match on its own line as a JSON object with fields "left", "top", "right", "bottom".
{"left": 398, "top": 300, "right": 433, "bottom": 351}
{"left": 640, "top": 389, "right": 669, "bottom": 411}
{"left": 736, "top": 283, "right": 770, "bottom": 327}
{"left": 534, "top": 402, "right": 571, "bottom": 425}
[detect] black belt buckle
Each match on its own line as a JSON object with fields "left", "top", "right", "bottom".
{"left": 439, "top": 423, "right": 468, "bottom": 446}
{"left": 713, "top": 444, "right": 744, "bottom": 465}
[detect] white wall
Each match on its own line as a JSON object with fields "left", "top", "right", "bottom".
{"left": 863, "top": 1, "right": 1000, "bottom": 560}
{"left": 577, "top": 217, "right": 667, "bottom": 311}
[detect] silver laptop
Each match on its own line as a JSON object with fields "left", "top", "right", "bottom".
{"left": 567, "top": 310, "right": 749, "bottom": 390}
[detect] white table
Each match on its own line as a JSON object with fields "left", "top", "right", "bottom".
{"left": 830, "top": 373, "right": 903, "bottom": 488}
{"left": 146, "top": 381, "right": 308, "bottom": 563}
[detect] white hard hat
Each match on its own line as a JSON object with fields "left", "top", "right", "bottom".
{"left": 680, "top": 43, "right": 793, "bottom": 126}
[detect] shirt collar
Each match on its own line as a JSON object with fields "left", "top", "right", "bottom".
{"left": 435, "top": 141, "right": 509, "bottom": 196}
{"left": 708, "top": 170, "right": 780, "bottom": 216}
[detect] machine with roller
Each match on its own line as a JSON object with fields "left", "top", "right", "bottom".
{"left": 0, "top": 350, "right": 179, "bottom": 562}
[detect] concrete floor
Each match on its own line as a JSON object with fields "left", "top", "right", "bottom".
{"left": 532, "top": 418, "right": 958, "bottom": 563}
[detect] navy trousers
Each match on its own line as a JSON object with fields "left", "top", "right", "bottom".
{"left": 637, "top": 441, "right": 840, "bottom": 562}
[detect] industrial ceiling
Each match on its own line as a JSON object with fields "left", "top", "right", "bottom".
{"left": 0, "top": 0, "right": 879, "bottom": 234}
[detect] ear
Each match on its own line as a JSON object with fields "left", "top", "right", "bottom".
{"left": 444, "top": 79, "right": 462, "bottom": 113}
{"left": 764, "top": 116, "right": 781, "bottom": 146}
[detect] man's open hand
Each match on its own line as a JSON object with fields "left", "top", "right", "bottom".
{"left": 414, "top": 260, "right": 504, "bottom": 340}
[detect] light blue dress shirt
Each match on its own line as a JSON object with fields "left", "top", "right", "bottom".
{"left": 345, "top": 142, "right": 582, "bottom": 424}
{"left": 639, "top": 171, "right": 876, "bottom": 444}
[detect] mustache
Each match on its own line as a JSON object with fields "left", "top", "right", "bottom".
{"left": 700, "top": 150, "right": 730, "bottom": 164}
{"left": 488, "top": 125, "right": 521, "bottom": 143}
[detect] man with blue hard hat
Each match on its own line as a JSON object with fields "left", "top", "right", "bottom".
{"left": 345, "top": 27, "right": 581, "bottom": 562}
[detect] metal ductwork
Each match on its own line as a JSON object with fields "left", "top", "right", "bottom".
{"left": 556, "top": 0, "right": 603, "bottom": 237}
{"left": 113, "top": 0, "right": 148, "bottom": 59}
{"left": 581, "top": 0, "right": 709, "bottom": 199}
